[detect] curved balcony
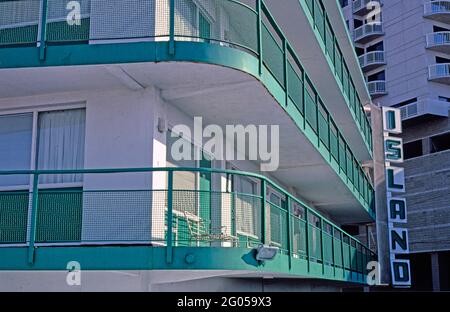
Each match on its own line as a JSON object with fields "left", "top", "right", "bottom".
{"left": 424, "top": 1, "right": 450, "bottom": 23}
{"left": 428, "top": 63, "right": 450, "bottom": 84}
{"left": 367, "top": 80, "right": 387, "bottom": 98}
{"left": 0, "top": 167, "right": 376, "bottom": 285}
{"left": 426, "top": 32, "right": 450, "bottom": 53}
{"left": 353, "top": 0, "right": 383, "bottom": 16}
{"left": 0, "top": 0, "right": 373, "bottom": 160}
{"left": 400, "top": 99, "right": 450, "bottom": 121}
{"left": 0, "top": 0, "right": 375, "bottom": 218}
{"left": 353, "top": 23, "right": 384, "bottom": 44}
{"left": 358, "top": 51, "right": 386, "bottom": 71}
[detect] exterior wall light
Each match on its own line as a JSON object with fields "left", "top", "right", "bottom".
{"left": 255, "top": 245, "right": 279, "bottom": 262}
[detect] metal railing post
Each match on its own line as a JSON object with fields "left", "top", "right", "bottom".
{"left": 257, "top": 0, "right": 263, "bottom": 76}
{"left": 284, "top": 40, "right": 289, "bottom": 107}
{"left": 169, "top": 0, "right": 175, "bottom": 55}
{"left": 39, "top": 0, "right": 48, "bottom": 60}
{"left": 331, "top": 227, "right": 335, "bottom": 276}
{"left": 320, "top": 219, "right": 325, "bottom": 274}
{"left": 341, "top": 234, "right": 345, "bottom": 278}
{"left": 286, "top": 197, "right": 292, "bottom": 269}
{"left": 166, "top": 170, "right": 174, "bottom": 263}
{"left": 260, "top": 179, "right": 266, "bottom": 245}
{"left": 305, "top": 208, "right": 310, "bottom": 272}
{"left": 28, "top": 173, "right": 39, "bottom": 264}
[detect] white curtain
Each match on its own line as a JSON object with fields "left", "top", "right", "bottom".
{"left": 37, "top": 109, "right": 86, "bottom": 184}
{"left": 235, "top": 175, "right": 258, "bottom": 235}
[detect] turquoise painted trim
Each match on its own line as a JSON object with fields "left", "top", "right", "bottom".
{"left": 0, "top": 246, "right": 371, "bottom": 285}
{"left": 27, "top": 174, "right": 39, "bottom": 264}
{"left": 38, "top": 0, "right": 48, "bottom": 60}
{"left": 298, "top": 0, "right": 373, "bottom": 156}
{"left": 0, "top": 44, "right": 373, "bottom": 217}
{"left": 166, "top": 171, "right": 174, "bottom": 264}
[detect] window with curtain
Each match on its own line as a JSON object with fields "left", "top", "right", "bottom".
{"left": 37, "top": 109, "right": 86, "bottom": 184}
{"left": 0, "top": 113, "right": 33, "bottom": 187}
{"left": 234, "top": 175, "right": 258, "bottom": 236}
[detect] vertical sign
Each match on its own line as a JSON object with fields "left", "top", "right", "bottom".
{"left": 382, "top": 107, "right": 411, "bottom": 287}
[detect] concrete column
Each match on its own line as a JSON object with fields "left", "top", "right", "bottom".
{"left": 422, "top": 137, "right": 431, "bottom": 155}
{"left": 371, "top": 104, "right": 391, "bottom": 285}
{"left": 431, "top": 253, "right": 441, "bottom": 292}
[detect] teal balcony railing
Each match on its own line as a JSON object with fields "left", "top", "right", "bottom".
{"left": 303, "top": 0, "right": 373, "bottom": 152}
{"left": 0, "top": 0, "right": 375, "bottom": 213}
{"left": 0, "top": 167, "right": 377, "bottom": 280}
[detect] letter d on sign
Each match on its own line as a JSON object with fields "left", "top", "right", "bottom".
{"left": 391, "top": 259, "right": 411, "bottom": 287}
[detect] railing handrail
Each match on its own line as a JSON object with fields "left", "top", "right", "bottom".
{"left": 429, "top": 63, "right": 450, "bottom": 78}
{"left": 353, "top": 0, "right": 382, "bottom": 12}
{"left": 359, "top": 51, "right": 385, "bottom": 66}
{"left": 353, "top": 23, "right": 384, "bottom": 41}
{"left": 424, "top": 0, "right": 450, "bottom": 15}
{"left": 367, "top": 80, "right": 386, "bottom": 93}
{"left": 426, "top": 31, "right": 450, "bottom": 46}
{"left": 0, "top": 166, "right": 374, "bottom": 252}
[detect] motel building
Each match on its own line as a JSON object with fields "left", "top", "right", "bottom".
{"left": 0, "top": 0, "right": 409, "bottom": 291}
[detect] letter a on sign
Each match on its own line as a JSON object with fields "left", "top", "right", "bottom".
{"left": 387, "top": 197, "right": 407, "bottom": 223}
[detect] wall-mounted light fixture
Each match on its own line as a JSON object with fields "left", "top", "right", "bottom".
{"left": 255, "top": 245, "right": 279, "bottom": 262}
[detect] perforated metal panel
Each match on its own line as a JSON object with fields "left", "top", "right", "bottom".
{"left": 0, "top": 192, "right": 29, "bottom": 244}
{"left": 0, "top": 0, "right": 40, "bottom": 45}
{"left": 89, "top": 0, "right": 158, "bottom": 40}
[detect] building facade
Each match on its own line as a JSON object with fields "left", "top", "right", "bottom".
{"left": 0, "top": 0, "right": 383, "bottom": 291}
{"left": 340, "top": 0, "right": 450, "bottom": 291}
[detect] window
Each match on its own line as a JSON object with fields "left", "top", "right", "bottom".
{"left": 430, "top": 132, "right": 450, "bottom": 153}
{"left": 291, "top": 201, "right": 305, "bottom": 220}
{"left": 0, "top": 113, "right": 33, "bottom": 187}
{"left": 267, "top": 188, "right": 286, "bottom": 247}
{"left": 339, "top": 0, "right": 348, "bottom": 8}
{"left": 367, "top": 70, "right": 385, "bottom": 82}
{"left": 434, "top": 25, "right": 450, "bottom": 32}
{"left": 436, "top": 56, "right": 450, "bottom": 64}
{"left": 234, "top": 175, "right": 259, "bottom": 237}
{"left": 37, "top": 109, "right": 86, "bottom": 184}
{"left": 342, "top": 225, "right": 359, "bottom": 236}
{"left": 0, "top": 108, "right": 85, "bottom": 188}
{"left": 366, "top": 41, "right": 384, "bottom": 53}
{"left": 392, "top": 98, "right": 418, "bottom": 108}
{"left": 166, "top": 130, "right": 197, "bottom": 191}
{"left": 404, "top": 140, "right": 423, "bottom": 160}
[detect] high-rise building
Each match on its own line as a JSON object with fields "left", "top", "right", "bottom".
{"left": 0, "top": 0, "right": 383, "bottom": 291}
{"left": 341, "top": 0, "right": 450, "bottom": 291}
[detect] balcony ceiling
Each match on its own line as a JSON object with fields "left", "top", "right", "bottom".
{"left": 0, "top": 62, "right": 372, "bottom": 223}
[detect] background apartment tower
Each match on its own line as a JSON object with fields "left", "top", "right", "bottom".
{"left": 341, "top": 0, "right": 450, "bottom": 291}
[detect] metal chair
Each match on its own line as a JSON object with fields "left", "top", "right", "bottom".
{"left": 183, "top": 211, "right": 237, "bottom": 245}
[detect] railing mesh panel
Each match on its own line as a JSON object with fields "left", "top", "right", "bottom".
{"left": 0, "top": 0, "right": 40, "bottom": 46}
{"left": 0, "top": 191, "right": 29, "bottom": 244}
{"left": 173, "top": 0, "right": 257, "bottom": 52}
